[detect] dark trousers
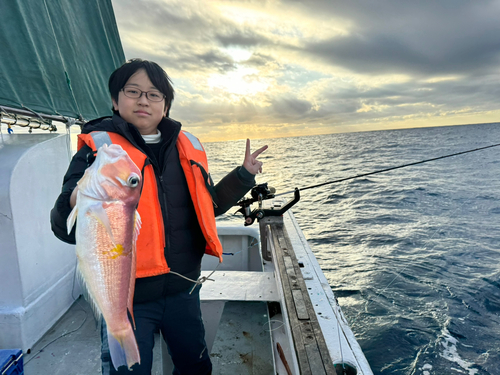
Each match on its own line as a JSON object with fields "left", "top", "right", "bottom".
{"left": 101, "top": 287, "right": 212, "bottom": 375}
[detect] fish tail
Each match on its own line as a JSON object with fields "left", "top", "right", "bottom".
{"left": 107, "top": 326, "right": 141, "bottom": 370}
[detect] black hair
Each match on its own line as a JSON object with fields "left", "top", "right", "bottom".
{"left": 108, "top": 58, "right": 175, "bottom": 116}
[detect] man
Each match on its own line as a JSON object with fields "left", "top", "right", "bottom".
{"left": 51, "top": 59, "right": 267, "bottom": 374}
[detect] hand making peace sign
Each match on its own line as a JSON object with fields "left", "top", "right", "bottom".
{"left": 243, "top": 139, "right": 268, "bottom": 175}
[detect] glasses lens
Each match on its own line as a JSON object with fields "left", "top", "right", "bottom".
{"left": 123, "top": 88, "right": 141, "bottom": 99}
{"left": 146, "top": 91, "right": 165, "bottom": 102}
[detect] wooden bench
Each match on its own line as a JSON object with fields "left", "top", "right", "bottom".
{"left": 200, "top": 270, "right": 279, "bottom": 301}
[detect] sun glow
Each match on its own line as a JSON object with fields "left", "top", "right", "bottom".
{"left": 207, "top": 66, "right": 269, "bottom": 96}
{"left": 222, "top": 47, "right": 253, "bottom": 62}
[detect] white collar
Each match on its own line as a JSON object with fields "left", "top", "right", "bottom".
{"left": 142, "top": 130, "right": 162, "bottom": 144}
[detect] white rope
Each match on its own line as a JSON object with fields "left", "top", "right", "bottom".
{"left": 169, "top": 261, "right": 222, "bottom": 294}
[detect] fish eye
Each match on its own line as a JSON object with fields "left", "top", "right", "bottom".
{"left": 127, "top": 175, "right": 140, "bottom": 188}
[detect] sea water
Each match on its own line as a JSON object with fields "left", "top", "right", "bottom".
{"left": 207, "top": 123, "right": 500, "bottom": 375}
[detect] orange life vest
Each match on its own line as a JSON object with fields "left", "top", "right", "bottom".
{"left": 77, "top": 130, "right": 223, "bottom": 278}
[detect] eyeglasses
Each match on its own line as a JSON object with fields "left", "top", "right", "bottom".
{"left": 121, "top": 87, "right": 165, "bottom": 102}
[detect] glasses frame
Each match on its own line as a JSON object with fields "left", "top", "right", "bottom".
{"left": 121, "top": 86, "right": 166, "bottom": 102}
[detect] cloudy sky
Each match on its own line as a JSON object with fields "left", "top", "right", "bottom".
{"left": 111, "top": 0, "right": 500, "bottom": 142}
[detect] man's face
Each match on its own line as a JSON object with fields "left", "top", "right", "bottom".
{"left": 112, "top": 69, "right": 168, "bottom": 135}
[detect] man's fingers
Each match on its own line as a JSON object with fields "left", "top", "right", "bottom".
{"left": 245, "top": 139, "right": 251, "bottom": 157}
{"left": 251, "top": 145, "right": 268, "bottom": 158}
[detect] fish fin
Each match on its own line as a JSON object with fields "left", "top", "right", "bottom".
{"left": 133, "top": 210, "right": 141, "bottom": 243}
{"left": 128, "top": 214, "right": 139, "bottom": 330}
{"left": 127, "top": 209, "right": 140, "bottom": 329}
{"left": 89, "top": 202, "right": 116, "bottom": 244}
{"left": 127, "top": 278, "right": 136, "bottom": 331}
{"left": 128, "top": 266, "right": 136, "bottom": 331}
{"left": 107, "top": 326, "right": 140, "bottom": 370}
{"left": 76, "top": 263, "right": 102, "bottom": 322}
{"left": 67, "top": 205, "right": 78, "bottom": 235}
{"left": 107, "top": 328, "right": 127, "bottom": 370}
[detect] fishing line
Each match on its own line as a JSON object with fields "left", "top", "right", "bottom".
{"left": 275, "top": 142, "right": 500, "bottom": 196}
{"left": 263, "top": 319, "right": 286, "bottom": 332}
{"left": 223, "top": 237, "right": 259, "bottom": 256}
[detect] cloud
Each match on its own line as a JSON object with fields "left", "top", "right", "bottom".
{"left": 285, "top": 0, "right": 500, "bottom": 76}
{"left": 110, "top": 0, "right": 500, "bottom": 141}
{"left": 216, "top": 30, "right": 267, "bottom": 48}
{"left": 269, "top": 96, "right": 313, "bottom": 118}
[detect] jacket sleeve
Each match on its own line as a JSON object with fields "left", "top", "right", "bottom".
{"left": 50, "top": 145, "right": 93, "bottom": 244}
{"left": 213, "top": 166, "right": 255, "bottom": 216}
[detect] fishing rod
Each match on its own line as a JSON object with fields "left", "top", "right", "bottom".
{"left": 236, "top": 142, "right": 500, "bottom": 225}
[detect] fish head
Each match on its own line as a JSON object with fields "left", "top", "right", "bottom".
{"left": 79, "top": 144, "right": 142, "bottom": 204}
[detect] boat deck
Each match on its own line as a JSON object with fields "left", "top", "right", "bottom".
{"left": 23, "top": 297, "right": 101, "bottom": 375}
{"left": 23, "top": 297, "right": 275, "bottom": 374}
{"left": 19, "top": 216, "right": 372, "bottom": 375}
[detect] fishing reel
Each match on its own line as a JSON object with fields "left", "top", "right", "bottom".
{"left": 236, "top": 183, "right": 300, "bottom": 226}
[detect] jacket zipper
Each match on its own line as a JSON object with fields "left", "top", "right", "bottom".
{"left": 157, "top": 171, "right": 170, "bottom": 261}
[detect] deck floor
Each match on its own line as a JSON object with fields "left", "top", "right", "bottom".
{"left": 210, "top": 301, "right": 274, "bottom": 375}
{"left": 23, "top": 298, "right": 274, "bottom": 375}
{"left": 23, "top": 297, "right": 102, "bottom": 375}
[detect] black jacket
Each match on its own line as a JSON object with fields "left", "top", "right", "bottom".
{"left": 50, "top": 115, "right": 255, "bottom": 301}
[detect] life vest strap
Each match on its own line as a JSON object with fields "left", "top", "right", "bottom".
{"left": 190, "top": 160, "right": 218, "bottom": 206}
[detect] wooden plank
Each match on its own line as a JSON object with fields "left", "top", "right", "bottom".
{"left": 301, "top": 322, "right": 327, "bottom": 375}
{"left": 284, "top": 256, "right": 299, "bottom": 288}
{"left": 271, "top": 224, "right": 312, "bottom": 375}
{"left": 283, "top": 225, "right": 337, "bottom": 374}
{"left": 278, "top": 235, "right": 288, "bottom": 249}
{"left": 292, "top": 289, "right": 309, "bottom": 320}
{"left": 305, "top": 343, "right": 327, "bottom": 375}
{"left": 270, "top": 223, "right": 337, "bottom": 375}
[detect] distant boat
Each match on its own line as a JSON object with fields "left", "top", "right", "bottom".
{"left": 0, "top": 0, "right": 372, "bottom": 373}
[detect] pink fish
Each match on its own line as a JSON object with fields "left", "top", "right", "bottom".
{"left": 67, "top": 143, "right": 142, "bottom": 370}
